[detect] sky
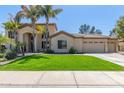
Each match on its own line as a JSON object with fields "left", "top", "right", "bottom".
{"left": 0, "top": 5, "right": 124, "bottom": 35}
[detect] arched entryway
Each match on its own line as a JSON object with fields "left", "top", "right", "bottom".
{"left": 23, "top": 33, "right": 33, "bottom": 52}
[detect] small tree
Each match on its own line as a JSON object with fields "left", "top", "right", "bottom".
{"left": 114, "top": 16, "right": 124, "bottom": 41}
{"left": 3, "top": 15, "right": 21, "bottom": 51}
{"left": 0, "top": 34, "right": 15, "bottom": 60}
{"left": 0, "top": 34, "right": 15, "bottom": 52}
{"left": 16, "top": 42, "right": 25, "bottom": 56}
{"left": 79, "top": 24, "right": 102, "bottom": 35}
{"left": 109, "top": 30, "right": 116, "bottom": 37}
{"left": 79, "top": 24, "right": 90, "bottom": 34}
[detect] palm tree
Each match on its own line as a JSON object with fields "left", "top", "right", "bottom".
{"left": 3, "top": 21, "right": 14, "bottom": 49}
{"left": 36, "top": 5, "right": 63, "bottom": 51}
{"left": 15, "top": 5, "right": 40, "bottom": 52}
{"left": 3, "top": 15, "right": 21, "bottom": 51}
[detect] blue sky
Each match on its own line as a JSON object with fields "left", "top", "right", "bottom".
{"left": 0, "top": 5, "right": 124, "bottom": 35}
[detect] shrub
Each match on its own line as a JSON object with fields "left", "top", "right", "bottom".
{"left": 69, "top": 47, "right": 77, "bottom": 54}
{"left": 0, "top": 58, "right": 7, "bottom": 62}
{"left": 5, "top": 50, "right": 17, "bottom": 60}
{"left": 0, "top": 53, "right": 4, "bottom": 58}
{"left": 46, "top": 49, "right": 54, "bottom": 54}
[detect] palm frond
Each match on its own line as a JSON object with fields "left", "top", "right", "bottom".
{"left": 21, "top": 5, "right": 29, "bottom": 12}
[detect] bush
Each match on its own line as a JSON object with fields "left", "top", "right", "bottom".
{"left": 0, "top": 58, "right": 7, "bottom": 62}
{"left": 0, "top": 53, "right": 4, "bottom": 58}
{"left": 69, "top": 47, "right": 77, "bottom": 54}
{"left": 46, "top": 49, "right": 54, "bottom": 54}
{"left": 5, "top": 50, "right": 17, "bottom": 60}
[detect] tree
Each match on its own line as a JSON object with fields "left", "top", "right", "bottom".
{"left": 109, "top": 30, "right": 116, "bottom": 37}
{"left": 90, "top": 26, "right": 96, "bottom": 34}
{"left": 3, "top": 15, "right": 21, "bottom": 51}
{"left": 95, "top": 29, "right": 102, "bottom": 35}
{"left": 16, "top": 42, "right": 25, "bottom": 56}
{"left": 0, "top": 34, "right": 14, "bottom": 52}
{"left": 79, "top": 24, "right": 102, "bottom": 35}
{"left": 114, "top": 16, "right": 124, "bottom": 40}
{"left": 15, "top": 5, "right": 40, "bottom": 52}
{"left": 36, "top": 5, "right": 63, "bottom": 51}
{"left": 79, "top": 24, "right": 90, "bottom": 34}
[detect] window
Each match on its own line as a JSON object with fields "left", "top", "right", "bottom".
{"left": 58, "top": 40, "right": 67, "bottom": 49}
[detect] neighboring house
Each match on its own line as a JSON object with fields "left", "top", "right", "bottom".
{"left": 5, "top": 23, "right": 123, "bottom": 53}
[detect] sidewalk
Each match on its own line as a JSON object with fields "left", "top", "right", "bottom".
{"left": 0, "top": 71, "right": 124, "bottom": 88}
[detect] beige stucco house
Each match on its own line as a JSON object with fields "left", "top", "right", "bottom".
{"left": 5, "top": 23, "right": 124, "bottom": 53}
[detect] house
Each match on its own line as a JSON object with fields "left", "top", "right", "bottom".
{"left": 5, "top": 23, "right": 123, "bottom": 53}
{"left": 50, "top": 31, "right": 118, "bottom": 53}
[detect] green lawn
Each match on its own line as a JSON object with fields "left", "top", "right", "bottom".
{"left": 0, "top": 54, "right": 124, "bottom": 71}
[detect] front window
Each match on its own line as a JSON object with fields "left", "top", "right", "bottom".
{"left": 58, "top": 40, "right": 67, "bottom": 49}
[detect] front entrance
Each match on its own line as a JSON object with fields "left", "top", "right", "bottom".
{"left": 23, "top": 33, "right": 33, "bottom": 52}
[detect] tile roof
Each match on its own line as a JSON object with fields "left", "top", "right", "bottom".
{"left": 50, "top": 31, "right": 117, "bottom": 39}
{"left": 20, "top": 23, "right": 58, "bottom": 31}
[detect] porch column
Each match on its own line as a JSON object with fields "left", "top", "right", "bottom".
{"left": 105, "top": 39, "right": 108, "bottom": 53}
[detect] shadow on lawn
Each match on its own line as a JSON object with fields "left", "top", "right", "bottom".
{"left": 14, "top": 55, "right": 49, "bottom": 64}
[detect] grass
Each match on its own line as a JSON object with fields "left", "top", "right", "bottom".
{"left": 0, "top": 54, "right": 124, "bottom": 71}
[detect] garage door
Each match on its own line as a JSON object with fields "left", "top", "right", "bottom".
{"left": 108, "top": 43, "right": 116, "bottom": 52}
{"left": 83, "top": 41, "right": 105, "bottom": 53}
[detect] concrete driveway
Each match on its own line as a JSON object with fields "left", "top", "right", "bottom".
{"left": 85, "top": 53, "right": 124, "bottom": 66}
{"left": 0, "top": 71, "right": 124, "bottom": 88}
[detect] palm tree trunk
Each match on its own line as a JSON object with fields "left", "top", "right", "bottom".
{"left": 10, "top": 32, "right": 13, "bottom": 50}
{"left": 45, "top": 18, "right": 49, "bottom": 51}
{"left": 14, "top": 31, "right": 18, "bottom": 52}
{"left": 32, "top": 21, "right": 36, "bottom": 53}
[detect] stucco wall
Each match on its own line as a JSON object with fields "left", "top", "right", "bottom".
{"left": 50, "top": 33, "right": 74, "bottom": 53}
{"left": 119, "top": 42, "right": 124, "bottom": 51}
{"left": 48, "top": 25, "right": 57, "bottom": 36}
{"left": 74, "top": 38, "right": 83, "bottom": 53}
{"left": 17, "top": 26, "right": 33, "bottom": 42}
{"left": 50, "top": 34, "right": 118, "bottom": 53}
{"left": 108, "top": 39, "right": 117, "bottom": 52}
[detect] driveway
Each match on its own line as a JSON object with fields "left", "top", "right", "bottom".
{"left": 0, "top": 71, "right": 124, "bottom": 88}
{"left": 85, "top": 53, "right": 124, "bottom": 66}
